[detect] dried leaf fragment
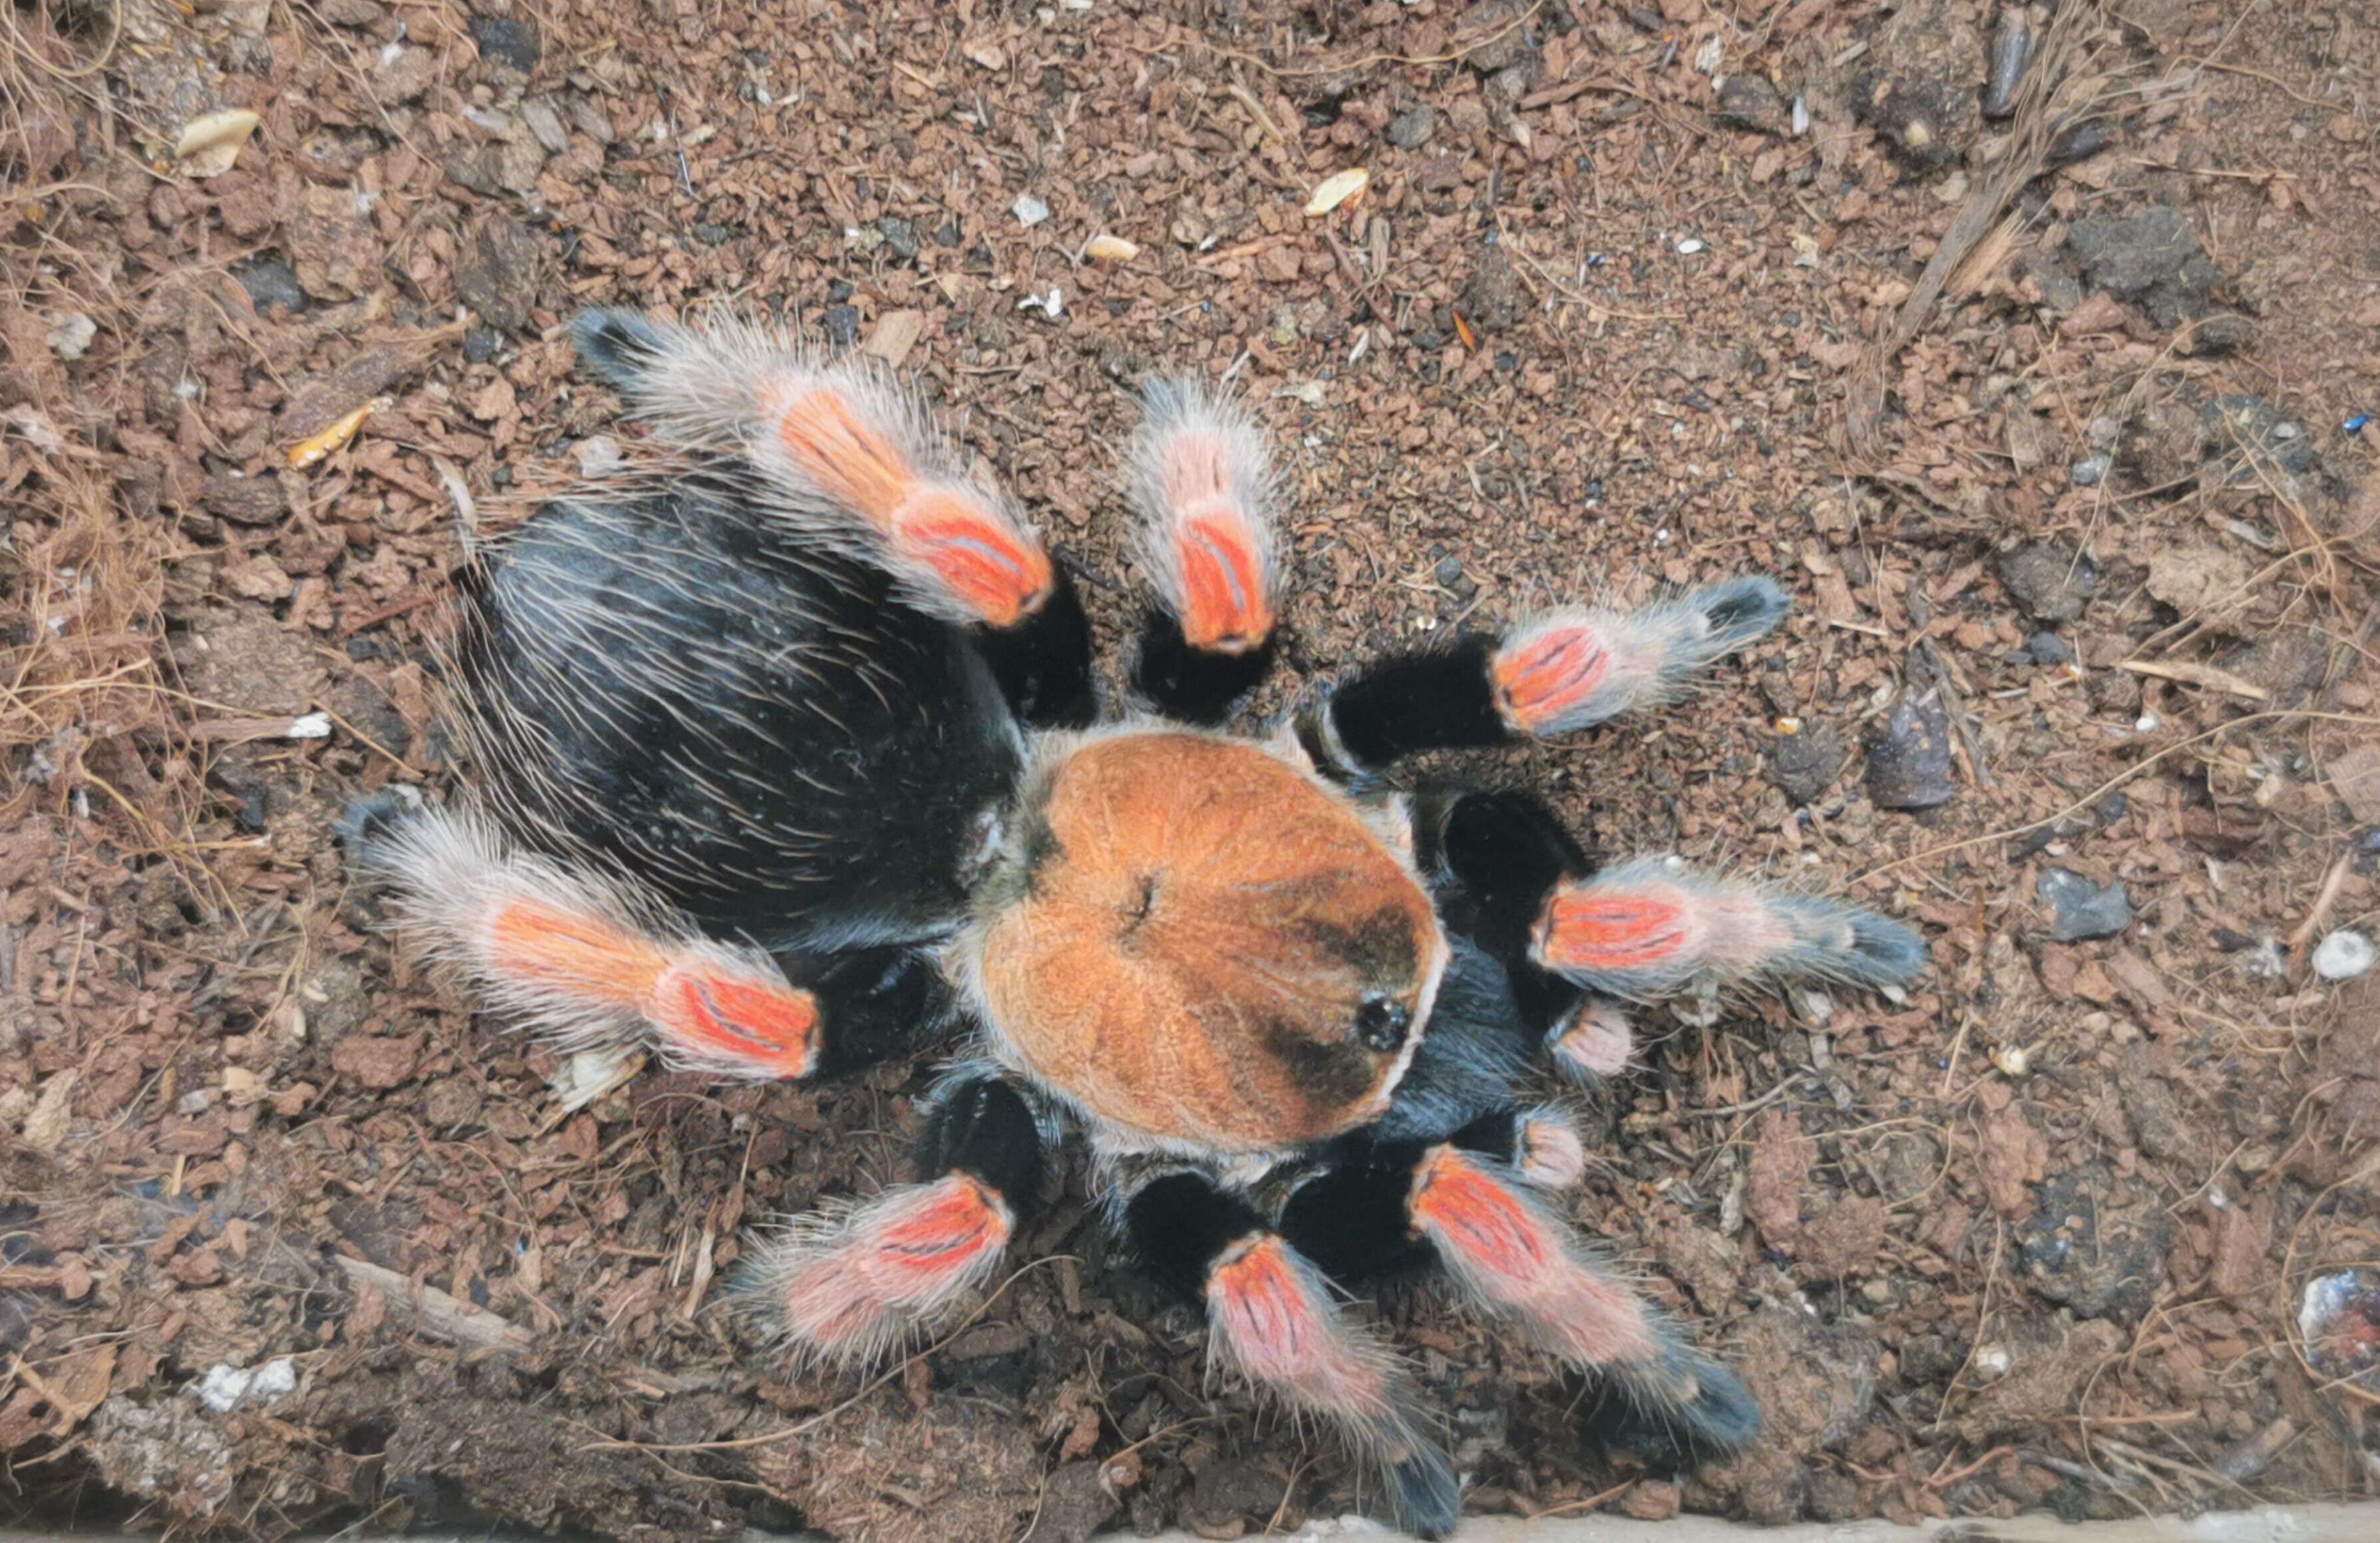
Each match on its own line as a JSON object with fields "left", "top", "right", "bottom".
{"left": 174, "top": 109, "right": 262, "bottom": 178}
{"left": 23, "top": 1070, "right": 76, "bottom": 1155}
{"left": 1304, "top": 167, "right": 1370, "bottom": 216}
{"left": 287, "top": 398, "right": 386, "bottom": 469}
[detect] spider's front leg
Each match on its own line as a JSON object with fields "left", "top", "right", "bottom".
{"left": 1123, "top": 1171, "right": 1461, "bottom": 1539}
{"left": 1283, "top": 1110, "right": 1761, "bottom": 1466}
{"left": 1123, "top": 378, "right": 1285, "bottom": 724}
{"left": 1413, "top": 787, "right": 1926, "bottom": 1083}
{"left": 737, "top": 1073, "right": 1045, "bottom": 1366}
{"left": 342, "top": 797, "right": 946, "bottom": 1081}
{"left": 1298, "top": 578, "right": 1792, "bottom": 777}
{"left": 570, "top": 308, "right": 1096, "bottom": 728}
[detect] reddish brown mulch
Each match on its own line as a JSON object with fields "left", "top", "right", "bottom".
{"left": 5, "top": 0, "right": 2379, "bottom": 1537}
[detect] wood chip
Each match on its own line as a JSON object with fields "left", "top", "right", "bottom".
{"left": 1304, "top": 167, "right": 1370, "bottom": 216}
{"left": 287, "top": 398, "right": 382, "bottom": 470}
{"left": 336, "top": 1257, "right": 534, "bottom": 1350}
{"left": 22, "top": 1070, "right": 75, "bottom": 1156}
{"left": 861, "top": 309, "right": 926, "bottom": 368}
{"left": 2329, "top": 743, "right": 2380, "bottom": 823}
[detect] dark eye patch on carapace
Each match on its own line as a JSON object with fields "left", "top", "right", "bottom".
{"left": 1259, "top": 1020, "right": 1386, "bottom": 1108}
{"left": 1294, "top": 902, "right": 1425, "bottom": 988}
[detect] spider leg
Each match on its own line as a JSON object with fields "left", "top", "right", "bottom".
{"left": 1124, "top": 1173, "right": 1460, "bottom": 1540}
{"left": 570, "top": 308, "right": 1095, "bottom": 728}
{"left": 341, "top": 795, "right": 943, "bottom": 1080}
{"left": 1296, "top": 578, "right": 1790, "bottom": 779}
{"left": 1413, "top": 786, "right": 1924, "bottom": 1061}
{"left": 1123, "top": 378, "right": 1283, "bottom": 723}
{"left": 735, "top": 1073, "right": 1044, "bottom": 1368}
{"left": 1535, "top": 856, "right": 1928, "bottom": 1001}
{"left": 1411, "top": 787, "right": 1632, "bottom": 1086}
{"left": 1282, "top": 1115, "right": 1760, "bottom": 1467}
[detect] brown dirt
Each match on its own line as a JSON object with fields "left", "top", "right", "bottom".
{"left": 6, "top": 0, "right": 2380, "bottom": 1536}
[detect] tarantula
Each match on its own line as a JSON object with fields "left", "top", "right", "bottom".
{"left": 343, "top": 310, "right": 1925, "bottom": 1536}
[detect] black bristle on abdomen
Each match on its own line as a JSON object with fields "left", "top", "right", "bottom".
{"left": 450, "top": 470, "right": 1025, "bottom": 951}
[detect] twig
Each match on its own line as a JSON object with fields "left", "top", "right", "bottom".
{"left": 2115, "top": 658, "right": 2269, "bottom": 701}
{"left": 336, "top": 1256, "right": 534, "bottom": 1350}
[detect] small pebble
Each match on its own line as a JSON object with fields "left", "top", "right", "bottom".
{"left": 2070, "top": 454, "right": 2110, "bottom": 487}
{"left": 234, "top": 258, "right": 308, "bottom": 316}
{"left": 1011, "top": 194, "right": 1050, "bottom": 228}
{"left": 467, "top": 14, "right": 540, "bottom": 73}
{"left": 2038, "top": 867, "right": 2132, "bottom": 941}
{"left": 463, "top": 326, "right": 504, "bottom": 364}
{"left": 575, "top": 435, "right": 623, "bottom": 478}
{"left": 46, "top": 312, "right": 95, "bottom": 360}
{"left": 1385, "top": 105, "right": 1437, "bottom": 148}
{"left": 2026, "top": 631, "right": 2075, "bottom": 666}
{"left": 1865, "top": 696, "right": 1956, "bottom": 810}
{"left": 2313, "top": 929, "right": 2376, "bottom": 982}
{"left": 2300, "top": 1271, "right": 2380, "bottom": 1388}
{"left": 2243, "top": 936, "right": 2289, "bottom": 980}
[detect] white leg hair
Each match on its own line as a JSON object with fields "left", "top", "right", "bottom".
{"left": 1533, "top": 855, "right": 1927, "bottom": 1001}
{"left": 568, "top": 308, "right": 1048, "bottom": 627}
{"left": 350, "top": 801, "right": 817, "bottom": 1079}
{"left": 1491, "top": 576, "right": 1790, "bottom": 737}
{"left": 1125, "top": 377, "right": 1282, "bottom": 650}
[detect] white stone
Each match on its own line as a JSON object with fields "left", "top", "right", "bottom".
{"left": 2314, "top": 929, "right": 2375, "bottom": 982}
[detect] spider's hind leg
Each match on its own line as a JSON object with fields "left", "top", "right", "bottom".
{"left": 1123, "top": 378, "right": 1284, "bottom": 724}
{"left": 1282, "top": 1116, "right": 1761, "bottom": 1467}
{"left": 568, "top": 307, "right": 1096, "bottom": 728}
{"left": 1122, "top": 1171, "right": 1459, "bottom": 1539}
{"left": 340, "top": 795, "right": 949, "bottom": 1081}
{"left": 735, "top": 1073, "right": 1045, "bottom": 1368}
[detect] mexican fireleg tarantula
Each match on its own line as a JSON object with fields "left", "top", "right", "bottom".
{"left": 344, "top": 310, "right": 1925, "bottom": 1536}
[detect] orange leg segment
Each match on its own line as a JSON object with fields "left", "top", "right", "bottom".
{"left": 1492, "top": 623, "right": 1612, "bottom": 735}
{"left": 743, "top": 1173, "right": 1013, "bottom": 1366}
{"left": 483, "top": 897, "right": 820, "bottom": 1079}
{"left": 1409, "top": 1145, "right": 1661, "bottom": 1367}
{"left": 761, "top": 380, "right": 1054, "bottom": 627}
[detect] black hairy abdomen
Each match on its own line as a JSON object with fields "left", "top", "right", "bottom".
{"left": 452, "top": 476, "right": 1022, "bottom": 948}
